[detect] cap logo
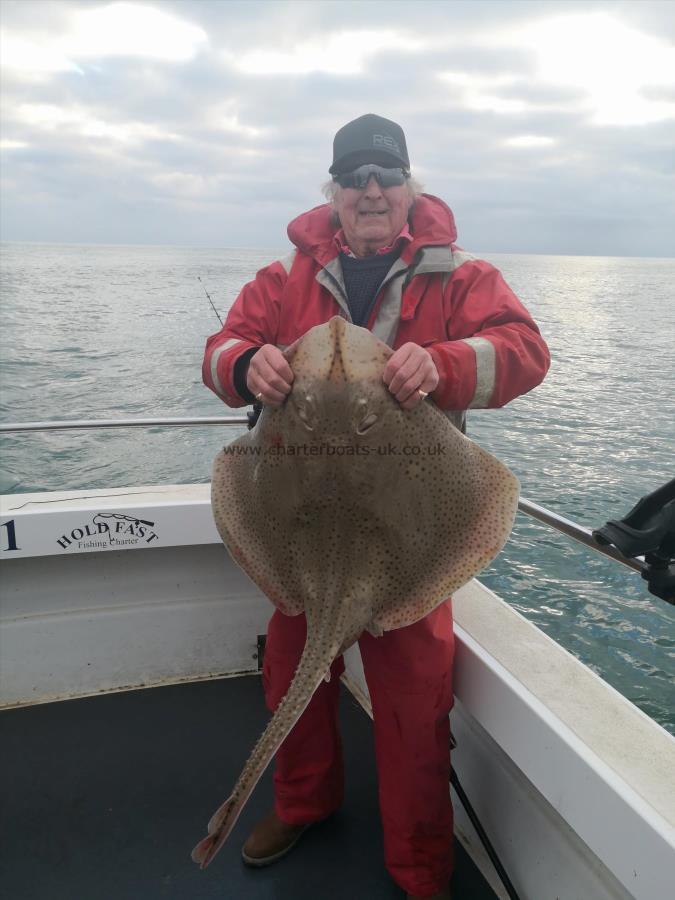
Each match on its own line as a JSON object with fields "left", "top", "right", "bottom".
{"left": 373, "top": 133, "right": 401, "bottom": 154}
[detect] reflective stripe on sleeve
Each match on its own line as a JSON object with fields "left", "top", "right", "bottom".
{"left": 210, "top": 338, "right": 243, "bottom": 397}
{"left": 462, "top": 336, "right": 496, "bottom": 408}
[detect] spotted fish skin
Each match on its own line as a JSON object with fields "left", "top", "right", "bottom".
{"left": 192, "top": 317, "right": 519, "bottom": 868}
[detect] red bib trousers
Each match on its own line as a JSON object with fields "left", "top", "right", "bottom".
{"left": 261, "top": 600, "right": 455, "bottom": 897}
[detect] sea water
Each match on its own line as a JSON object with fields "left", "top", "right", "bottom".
{"left": 1, "top": 242, "right": 673, "bottom": 733}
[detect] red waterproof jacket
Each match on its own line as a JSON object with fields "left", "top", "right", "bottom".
{"left": 203, "top": 194, "right": 550, "bottom": 420}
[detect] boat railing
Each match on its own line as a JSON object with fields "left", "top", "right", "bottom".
{"left": 0, "top": 416, "right": 650, "bottom": 578}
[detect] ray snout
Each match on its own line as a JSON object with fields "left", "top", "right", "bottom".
{"left": 324, "top": 316, "right": 354, "bottom": 385}
{"left": 287, "top": 317, "right": 393, "bottom": 390}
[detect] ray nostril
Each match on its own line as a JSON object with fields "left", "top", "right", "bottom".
{"left": 296, "top": 397, "right": 314, "bottom": 431}
{"left": 356, "top": 413, "right": 378, "bottom": 435}
{"left": 297, "top": 407, "right": 314, "bottom": 431}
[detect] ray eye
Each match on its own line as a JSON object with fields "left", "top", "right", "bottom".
{"left": 356, "top": 413, "right": 378, "bottom": 435}
{"left": 295, "top": 397, "right": 315, "bottom": 431}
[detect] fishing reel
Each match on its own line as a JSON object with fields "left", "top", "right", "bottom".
{"left": 593, "top": 478, "right": 675, "bottom": 604}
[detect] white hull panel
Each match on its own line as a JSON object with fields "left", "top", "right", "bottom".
{"left": 1, "top": 543, "right": 271, "bottom": 706}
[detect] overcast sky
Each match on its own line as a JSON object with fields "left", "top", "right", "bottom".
{"left": 1, "top": 0, "right": 674, "bottom": 255}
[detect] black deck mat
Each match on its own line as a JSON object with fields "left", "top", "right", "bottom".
{"left": 0, "top": 676, "right": 496, "bottom": 899}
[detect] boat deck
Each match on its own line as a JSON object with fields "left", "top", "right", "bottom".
{"left": 1, "top": 675, "right": 496, "bottom": 899}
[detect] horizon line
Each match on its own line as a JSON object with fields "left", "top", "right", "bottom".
{"left": 1, "top": 239, "right": 673, "bottom": 262}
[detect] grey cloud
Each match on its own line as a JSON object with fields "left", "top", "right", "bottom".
{"left": 621, "top": 0, "right": 675, "bottom": 41}
{"left": 642, "top": 84, "right": 675, "bottom": 103}
{"left": 1, "top": 0, "right": 674, "bottom": 256}
{"left": 0, "top": 0, "right": 74, "bottom": 33}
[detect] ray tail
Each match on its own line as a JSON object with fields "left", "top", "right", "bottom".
{"left": 190, "top": 635, "right": 343, "bottom": 869}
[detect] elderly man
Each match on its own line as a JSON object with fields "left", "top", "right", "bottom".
{"left": 203, "top": 114, "right": 550, "bottom": 900}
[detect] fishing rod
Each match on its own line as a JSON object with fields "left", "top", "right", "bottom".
{"left": 198, "top": 277, "right": 263, "bottom": 424}
{"left": 197, "top": 276, "right": 223, "bottom": 326}
{"left": 450, "top": 765, "right": 521, "bottom": 900}
{"left": 198, "top": 286, "right": 263, "bottom": 428}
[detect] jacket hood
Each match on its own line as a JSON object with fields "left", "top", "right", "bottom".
{"left": 286, "top": 193, "right": 458, "bottom": 267}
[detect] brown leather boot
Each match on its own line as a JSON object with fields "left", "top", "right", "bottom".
{"left": 241, "top": 810, "right": 312, "bottom": 867}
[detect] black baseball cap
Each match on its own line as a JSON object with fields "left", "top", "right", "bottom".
{"left": 329, "top": 114, "right": 410, "bottom": 176}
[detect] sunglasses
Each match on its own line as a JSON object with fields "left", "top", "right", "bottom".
{"left": 333, "top": 164, "right": 409, "bottom": 190}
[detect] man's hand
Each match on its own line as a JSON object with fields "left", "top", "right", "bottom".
{"left": 246, "top": 345, "right": 294, "bottom": 406}
{"left": 383, "top": 343, "right": 439, "bottom": 410}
